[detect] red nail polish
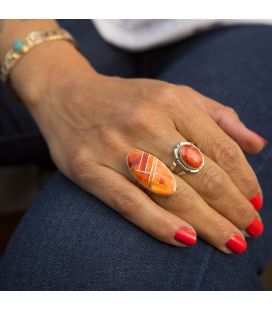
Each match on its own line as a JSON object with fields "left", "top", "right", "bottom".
{"left": 250, "top": 194, "right": 263, "bottom": 211}
{"left": 248, "top": 129, "right": 268, "bottom": 146}
{"left": 226, "top": 235, "right": 247, "bottom": 254}
{"left": 246, "top": 217, "right": 264, "bottom": 237}
{"left": 175, "top": 227, "right": 197, "bottom": 246}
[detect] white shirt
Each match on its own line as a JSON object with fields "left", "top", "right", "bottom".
{"left": 93, "top": 19, "right": 272, "bottom": 51}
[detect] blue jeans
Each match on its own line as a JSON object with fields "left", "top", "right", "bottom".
{"left": 0, "top": 20, "right": 272, "bottom": 290}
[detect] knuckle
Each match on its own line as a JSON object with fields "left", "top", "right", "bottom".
{"left": 179, "top": 85, "right": 194, "bottom": 94}
{"left": 214, "top": 139, "right": 241, "bottom": 171}
{"left": 152, "top": 84, "right": 182, "bottom": 109}
{"left": 154, "top": 83, "right": 177, "bottom": 99}
{"left": 144, "top": 214, "right": 179, "bottom": 244}
{"left": 71, "top": 148, "right": 92, "bottom": 178}
{"left": 166, "top": 185, "right": 194, "bottom": 213}
{"left": 149, "top": 83, "right": 196, "bottom": 115}
{"left": 151, "top": 218, "right": 176, "bottom": 240}
{"left": 123, "top": 105, "right": 154, "bottom": 133}
{"left": 123, "top": 102, "right": 158, "bottom": 136}
{"left": 223, "top": 106, "right": 239, "bottom": 120}
{"left": 175, "top": 183, "right": 190, "bottom": 198}
{"left": 236, "top": 173, "right": 259, "bottom": 198}
{"left": 111, "top": 191, "right": 138, "bottom": 219}
{"left": 202, "top": 165, "right": 226, "bottom": 193}
{"left": 233, "top": 202, "right": 255, "bottom": 224}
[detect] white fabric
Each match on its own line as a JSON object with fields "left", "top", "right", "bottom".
{"left": 93, "top": 19, "right": 272, "bottom": 51}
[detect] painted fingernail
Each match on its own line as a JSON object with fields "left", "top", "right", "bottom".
{"left": 250, "top": 194, "right": 263, "bottom": 211}
{"left": 175, "top": 227, "right": 197, "bottom": 246}
{"left": 246, "top": 217, "right": 264, "bottom": 237}
{"left": 248, "top": 129, "right": 268, "bottom": 146}
{"left": 226, "top": 234, "right": 247, "bottom": 254}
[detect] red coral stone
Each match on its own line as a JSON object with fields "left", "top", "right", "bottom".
{"left": 180, "top": 145, "right": 203, "bottom": 169}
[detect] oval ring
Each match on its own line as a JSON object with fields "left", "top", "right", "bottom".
{"left": 170, "top": 141, "right": 205, "bottom": 174}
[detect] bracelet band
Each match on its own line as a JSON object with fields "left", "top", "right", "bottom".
{"left": 0, "top": 28, "right": 77, "bottom": 82}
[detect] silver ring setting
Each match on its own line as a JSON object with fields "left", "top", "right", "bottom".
{"left": 171, "top": 141, "right": 204, "bottom": 174}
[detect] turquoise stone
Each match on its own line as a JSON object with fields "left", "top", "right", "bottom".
{"left": 12, "top": 40, "right": 25, "bottom": 53}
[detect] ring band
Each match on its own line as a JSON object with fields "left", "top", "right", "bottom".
{"left": 171, "top": 141, "right": 204, "bottom": 174}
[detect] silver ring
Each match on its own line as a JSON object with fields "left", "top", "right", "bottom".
{"left": 171, "top": 141, "right": 205, "bottom": 174}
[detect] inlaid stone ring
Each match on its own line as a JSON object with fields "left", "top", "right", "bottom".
{"left": 127, "top": 150, "right": 177, "bottom": 197}
{"left": 170, "top": 141, "right": 205, "bottom": 174}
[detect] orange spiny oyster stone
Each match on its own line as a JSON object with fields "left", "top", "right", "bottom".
{"left": 180, "top": 145, "right": 203, "bottom": 169}
{"left": 127, "top": 150, "right": 176, "bottom": 196}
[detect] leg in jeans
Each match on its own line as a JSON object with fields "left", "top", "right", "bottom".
{"left": 1, "top": 25, "right": 272, "bottom": 290}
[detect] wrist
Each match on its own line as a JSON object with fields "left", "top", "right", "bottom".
{"left": 10, "top": 39, "right": 98, "bottom": 108}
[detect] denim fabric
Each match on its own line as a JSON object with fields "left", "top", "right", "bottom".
{"left": 0, "top": 21, "right": 271, "bottom": 290}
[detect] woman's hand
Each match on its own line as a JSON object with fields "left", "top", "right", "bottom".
{"left": 12, "top": 41, "right": 266, "bottom": 254}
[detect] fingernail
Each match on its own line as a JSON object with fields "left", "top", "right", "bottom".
{"left": 175, "top": 227, "right": 197, "bottom": 246}
{"left": 250, "top": 193, "right": 263, "bottom": 211}
{"left": 248, "top": 129, "right": 268, "bottom": 146}
{"left": 246, "top": 217, "right": 264, "bottom": 237}
{"left": 226, "top": 234, "right": 247, "bottom": 254}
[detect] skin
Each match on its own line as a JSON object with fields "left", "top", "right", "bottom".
{"left": 0, "top": 20, "right": 267, "bottom": 254}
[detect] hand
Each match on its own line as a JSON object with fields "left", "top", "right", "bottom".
{"left": 12, "top": 41, "right": 266, "bottom": 254}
